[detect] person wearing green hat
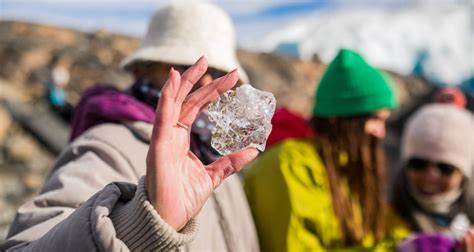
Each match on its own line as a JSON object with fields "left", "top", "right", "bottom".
{"left": 244, "top": 49, "right": 410, "bottom": 251}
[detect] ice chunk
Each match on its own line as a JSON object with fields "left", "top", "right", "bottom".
{"left": 208, "top": 84, "right": 276, "bottom": 155}
{"left": 450, "top": 213, "right": 470, "bottom": 240}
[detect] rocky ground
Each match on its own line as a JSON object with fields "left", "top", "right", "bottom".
{"left": 0, "top": 78, "right": 56, "bottom": 240}
{"left": 0, "top": 20, "right": 434, "bottom": 241}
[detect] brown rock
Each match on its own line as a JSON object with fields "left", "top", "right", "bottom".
{"left": 7, "top": 136, "right": 39, "bottom": 162}
{"left": 0, "top": 79, "right": 30, "bottom": 102}
{"left": 21, "top": 50, "right": 51, "bottom": 73}
{"left": 96, "top": 48, "right": 114, "bottom": 65}
{"left": 112, "top": 37, "right": 140, "bottom": 55}
{"left": 0, "top": 107, "right": 12, "bottom": 142}
{"left": 23, "top": 173, "right": 44, "bottom": 190}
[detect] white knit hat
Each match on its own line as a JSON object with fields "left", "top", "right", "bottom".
{"left": 121, "top": 2, "right": 249, "bottom": 83}
{"left": 401, "top": 104, "right": 474, "bottom": 179}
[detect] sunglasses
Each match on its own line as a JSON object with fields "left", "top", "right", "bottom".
{"left": 407, "top": 158, "right": 458, "bottom": 176}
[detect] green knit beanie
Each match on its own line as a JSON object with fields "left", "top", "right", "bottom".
{"left": 312, "top": 49, "right": 397, "bottom": 117}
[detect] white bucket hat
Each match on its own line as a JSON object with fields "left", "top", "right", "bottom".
{"left": 121, "top": 2, "right": 249, "bottom": 83}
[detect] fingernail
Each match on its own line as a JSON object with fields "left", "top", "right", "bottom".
{"left": 196, "top": 55, "right": 205, "bottom": 63}
{"left": 229, "top": 68, "right": 239, "bottom": 78}
{"left": 171, "top": 67, "right": 181, "bottom": 79}
{"left": 248, "top": 147, "right": 259, "bottom": 157}
{"left": 225, "top": 68, "right": 237, "bottom": 77}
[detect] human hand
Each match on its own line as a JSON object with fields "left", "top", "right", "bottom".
{"left": 457, "top": 228, "right": 474, "bottom": 252}
{"left": 145, "top": 56, "right": 258, "bottom": 231}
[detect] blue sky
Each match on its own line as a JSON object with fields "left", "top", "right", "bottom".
{"left": 0, "top": 0, "right": 420, "bottom": 48}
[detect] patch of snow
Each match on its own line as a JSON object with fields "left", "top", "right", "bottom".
{"left": 257, "top": 4, "right": 473, "bottom": 85}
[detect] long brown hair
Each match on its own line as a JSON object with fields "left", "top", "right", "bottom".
{"left": 311, "top": 115, "right": 386, "bottom": 245}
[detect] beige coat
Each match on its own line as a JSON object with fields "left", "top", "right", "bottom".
{"left": 1, "top": 122, "right": 259, "bottom": 251}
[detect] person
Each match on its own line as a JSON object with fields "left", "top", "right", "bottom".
{"left": 43, "top": 59, "right": 74, "bottom": 122}
{"left": 244, "top": 49, "right": 411, "bottom": 251}
{"left": 432, "top": 87, "right": 467, "bottom": 108}
{"left": 265, "top": 107, "right": 315, "bottom": 148}
{"left": 1, "top": 3, "right": 260, "bottom": 251}
{"left": 391, "top": 104, "right": 474, "bottom": 251}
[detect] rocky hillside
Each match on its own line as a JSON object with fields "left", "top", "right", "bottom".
{"left": 0, "top": 20, "right": 432, "bottom": 117}
{"left": 0, "top": 20, "right": 433, "bottom": 240}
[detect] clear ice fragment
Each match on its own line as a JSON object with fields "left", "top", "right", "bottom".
{"left": 208, "top": 84, "right": 276, "bottom": 155}
{"left": 450, "top": 213, "right": 470, "bottom": 240}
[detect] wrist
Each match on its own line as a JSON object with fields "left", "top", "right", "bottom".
{"left": 144, "top": 174, "right": 186, "bottom": 231}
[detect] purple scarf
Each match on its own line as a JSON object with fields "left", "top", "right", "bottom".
{"left": 397, "top": 234, "right": 457, "bottom": 252}
{"left": 70, "top": 83, "right": 219, "bottom": 164}
{"left": 70, "top": 85, "right": 155, "bottom": 140}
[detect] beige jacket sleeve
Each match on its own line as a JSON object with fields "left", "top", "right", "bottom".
{"left": 1, "top": 126, "right": 197, "bottom": 251}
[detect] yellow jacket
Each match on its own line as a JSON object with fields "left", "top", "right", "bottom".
{"left": 244, "top": 138, "right": 410, "bottom": 251}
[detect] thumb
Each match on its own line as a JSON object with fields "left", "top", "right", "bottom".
{"left": 205, "top": 147, "right": 259, "bottom": 188}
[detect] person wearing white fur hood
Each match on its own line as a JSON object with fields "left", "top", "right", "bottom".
{"left": 391, "top": 104, "right": 474, "bottom": 251}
